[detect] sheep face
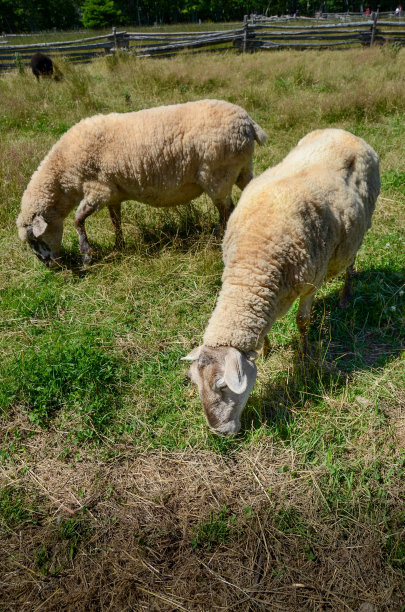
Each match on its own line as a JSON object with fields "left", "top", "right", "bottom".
{"left": 20, "top": 215, "right": 63, "bottom": 267}
{"left": 183, "top": 346, "right": 257, "bottom": 435}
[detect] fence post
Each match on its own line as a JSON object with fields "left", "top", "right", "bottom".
{"left": 370, "top": 11, "right": 377, "bottom": 47}
{"left": 112, "top": 26, "right": 117, "bottom": 51}
{"left": 242, "top": 15, "right": 248, "bottom": 52}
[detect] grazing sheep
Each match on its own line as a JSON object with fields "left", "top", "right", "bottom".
{"left": 17, "top": 99, "right": 267, "bottom": 267}
{"left": 183, "top": 129, "right": 380, "bottom": 435}
{"left": 30, "top": 53, "right": 53, "bottom": 79}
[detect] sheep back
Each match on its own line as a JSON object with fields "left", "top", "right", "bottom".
{"left": 17, "top": 99, "right": 265, "bottom": 235}
{"left": 203, "top": 129, "right": 380, "bottom": 351}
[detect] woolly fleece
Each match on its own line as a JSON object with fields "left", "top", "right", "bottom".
{"left": 203, "top": 129, "right": 380, "bottom": 352}
{"left": 17, "top": 99, "right": 267, "bottom": 245}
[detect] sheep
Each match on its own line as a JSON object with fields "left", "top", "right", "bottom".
{"left": 30, "top": 53, "right": 53, "bottom": 79}
{"left": 183, "top": 128, "right": 380, "bottom": 435}
{"left": 17, "top": 99, "right": 267, "bottom": 267}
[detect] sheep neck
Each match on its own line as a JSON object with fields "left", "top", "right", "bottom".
{"left": 203, "top": 259, "right": 282, "bottom": 353}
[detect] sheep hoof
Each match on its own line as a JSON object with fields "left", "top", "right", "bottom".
{"left": 114, "top": 240, "right": 125, "bottom": 251}
{"left": 81, "top": 252, "right": 93, "bottom": 265}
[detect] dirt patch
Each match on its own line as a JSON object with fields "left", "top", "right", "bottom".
{"left": 1, "top": 444, "right": 403, "bottom": 611}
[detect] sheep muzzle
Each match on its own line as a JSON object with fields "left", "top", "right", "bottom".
{"left": 26, "top": 232, "right": 55, "bottom": 267}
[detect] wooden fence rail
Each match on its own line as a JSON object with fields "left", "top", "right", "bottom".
{"left": 1, "top": 13, "right": 405, "bottom": 72}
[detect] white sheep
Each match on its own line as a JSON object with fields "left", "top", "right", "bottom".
{"left": 183, "top": 128, "right": 380, "bottom": 435}
{"left": 16, "top": 99, "right": 267, "bottom": 266}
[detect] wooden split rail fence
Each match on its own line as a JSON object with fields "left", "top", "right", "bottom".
{"left": 1, "top": 15, "right": 405, "bottom": 72}
{"left": 241, "top": 15, "right": 405, "bottom": 51}
{"left": 0, "top": 30, "right": 127, "bottom": 72}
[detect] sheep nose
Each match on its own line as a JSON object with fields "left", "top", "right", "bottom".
{"left": 211, "top": 420, "right": 241, "bottom": 436}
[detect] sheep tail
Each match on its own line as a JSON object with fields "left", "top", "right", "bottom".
{"left": 251, "top": 119, "right": 267, "bottom": 146}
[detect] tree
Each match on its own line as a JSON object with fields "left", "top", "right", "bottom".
{"left": 0, "top": 0, "right": 80, "bottom": 32}
{"left": 0, "top": 0, "right": 25, "bottom": 31}
{"left": 81, "top": 0, "right": 121, "bottom": 28}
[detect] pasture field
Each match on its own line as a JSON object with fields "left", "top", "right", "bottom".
{"left": 0, "top": 47, "right": 404, "bottom": 610}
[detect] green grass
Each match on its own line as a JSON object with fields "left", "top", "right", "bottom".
{"left": 0, "top": 484, "right": 45, "bottom": 530}
{"left": 0, "top": 45, "right": 404, "bottom": 610}
{"left": 191, "top": 506, "right": 237, "bottom": 550}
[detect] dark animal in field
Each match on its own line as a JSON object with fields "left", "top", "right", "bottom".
{"left": 30, "top": 53, "right": 53, "bottom": 79}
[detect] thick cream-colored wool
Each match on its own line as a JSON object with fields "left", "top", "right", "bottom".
{"left": 17, "top": 99, "right": 266, "bottom": 261}
{"left": 203, "top": 129, "right": 380, "bottom": 352}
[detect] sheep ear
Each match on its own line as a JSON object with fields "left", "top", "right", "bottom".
{"left": 223, "top": 348, "right": 247, "bottom": 394}
{"left": 32, "top": 215, "right": 48, "bottom": 238}
{"left": 181, "top": 346, "right": 203, "bottom": 362}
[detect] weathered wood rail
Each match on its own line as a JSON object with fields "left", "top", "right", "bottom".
{"left": 244, "top": 15, "right": 405, "bottom": 50}
{"left": 0, "top": 30, "right": 128, "bottom": 72}
{"left": 1, "top": 14, "right": 404, "bottom": 72}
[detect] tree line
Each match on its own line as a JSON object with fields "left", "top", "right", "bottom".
{"left": 0, "top": 0, "right": 397, "bottom": 33}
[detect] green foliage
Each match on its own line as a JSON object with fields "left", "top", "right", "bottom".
{"left": 58, "top": 517, "right": 89, "bottom": 560}
{"left": 381, "top": 170, "right": 405, "bottom": 195}
{"left": 0, "top": 329, "right": 124, "bottom": 437}
{"left": 33, "top": 517, "right": 89, "bottom": 575}
{"left": 192, "top": 506, "right": 237, "bottom": 549}
{"left": 34, "top": 546, "right": 51, "bottom": 574}
{"left": 81, "top": 0, "right": 121, "bottom": 28}
{"left": 0, "top": 0, "right": 80, "bottom": 32}
{"left": 14, "top": 53, "right": 24, "bottom": 74}
{"left": 0, "top": 485, "right": 43, "bottom": 529}
{"left": 1, "top": 0, "right": 398, "bottom": 33}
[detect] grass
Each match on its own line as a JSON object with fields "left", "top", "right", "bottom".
{"left": 0, "top": 45, "right": 404, "bottom": 610}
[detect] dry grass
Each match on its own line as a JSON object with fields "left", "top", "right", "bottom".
{"left": 1, "top": 442, "right": 403, "bottom": 611}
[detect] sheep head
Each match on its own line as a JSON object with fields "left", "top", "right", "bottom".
{"left": 183, "top": 346, "right": 257, "bottom": 435}
{"left": 17, "top": 214, "right": 63, "bottom": 267}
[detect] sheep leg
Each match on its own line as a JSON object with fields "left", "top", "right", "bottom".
{"left": 339, "top": 264, "right": 354, "bottom": 308}
{"left": 296, "top": 293, "right": 315, "bottom": 355}
{"left": 236, "top": 161, "right": 253, "bottom": 190}
{"left": 198, "top": 167, "right": 235, "bottom": 233}
{"left": 213, "top": 195, "right": 234, "bottom": 234}
{"left": 261, "top": 335, "right": 271, "bottom": 358}
{"left": 108, "top": 203, "right": 125, "bottom": 250}
{"left": 75, "top": 201, "right": 97, "bottom": 264}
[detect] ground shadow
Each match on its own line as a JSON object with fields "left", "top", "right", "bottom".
{"left": 56, "top": 207, "right": 221, "bottom": 273}
{"left": 242, "top": 267, "right": 404, "bottom": 433}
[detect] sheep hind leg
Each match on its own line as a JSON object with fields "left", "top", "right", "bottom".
{"left": 296, "top": 293, "right": 315, "bottom": 357}
{"left": 339, "top": 264, "right": 354, "bottom": 308}
{"left": 108, "top": 203, "right": 125, "bottom": 250}
{"left": 261, "top": 335, "right": 270, "bottom": 358}
{"left": 236, "top": 162, "right": 253, "bottom": 191}
{"left": 212, "top": 194, "right": 234, "bottom": 235}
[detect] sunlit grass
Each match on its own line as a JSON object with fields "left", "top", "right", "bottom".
{"left": 0, "top": 47, "right": 404, "bottom": 609}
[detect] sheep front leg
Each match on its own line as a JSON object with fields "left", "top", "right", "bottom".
{"left": 75, "top": 201, "right": 97, "bottom": 264}
{"left": 296, "top": 293, "right": 315, "bottom": 356}
{"left": 108, "top": 203, "right": 125, "bottom": 250}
